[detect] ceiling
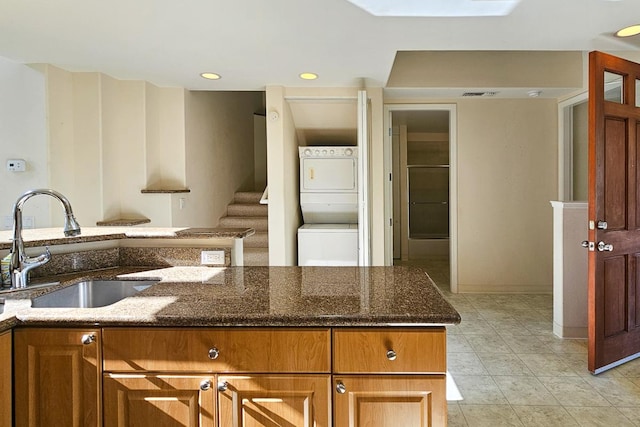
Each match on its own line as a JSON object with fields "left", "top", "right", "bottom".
{"left": 0, "top": 0, "right": 639, "bottom": 91}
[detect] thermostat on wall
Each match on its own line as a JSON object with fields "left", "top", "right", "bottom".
{"left": 6, "top": 159, "right": 26, "bottom": 172}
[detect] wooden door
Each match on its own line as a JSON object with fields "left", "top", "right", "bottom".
{"left": 217, "top": 375, "right": 331, "bottom": 427}
{"left": 333, "top": 375, "right": 446, "bottom": 427}
{"left": 588, "top": 51, "right": 640, "bottom": 373}
{"left": 0, "top": 331, "right": 11, "bottom": 427}
{"left": 14, "top": 328, "right": 102, "bottom": 427}
{"left": 103, "top": 374, "right": 216, "bottom": 427}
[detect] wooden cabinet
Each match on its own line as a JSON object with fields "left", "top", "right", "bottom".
{"left": 218, "top": 375, "right": 331, "bottom": 427}
{"left": 14, "top": 328, "right": 102, "bottom": 427}
{"left": 333, "top": 328, "right": 447, "bottom": 427}
{"left": 102, "top": 328, "right": 332, "bottom": 427}
{"left": 12, "top": 325, "right": 447, "bottom": 426}
{"left": 0, "top": 330, "right": 11, "bottom": 427}
{"left": 103, "top": 374, "right": 216, "bottom": 427}
{"left": 333, "top": 375, "right": 446, "bottom": 426}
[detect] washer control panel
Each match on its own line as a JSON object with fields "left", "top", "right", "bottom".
{"left": 299, "top": 146, "right": 358, "bottom": 158}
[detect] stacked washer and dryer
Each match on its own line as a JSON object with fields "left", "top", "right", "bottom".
{"left": 297, "top": 146, "right": 359, "bottom": 266}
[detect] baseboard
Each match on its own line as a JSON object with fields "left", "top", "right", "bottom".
{"left": 456, "top": 284, "right": 552, "bottom": 294}
{"left": 553, "top": 322, "right": 587, "bottom": 339}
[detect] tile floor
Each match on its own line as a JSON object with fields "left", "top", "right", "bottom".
{"left": 398, "top": 257, "right": 640, "bottom": 426}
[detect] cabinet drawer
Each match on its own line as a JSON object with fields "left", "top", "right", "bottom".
{"left": 333, "top": 328, "right": 446, "bottom": 374}
{"left": 103, "top": 328, "right": 331, "bottom": 373}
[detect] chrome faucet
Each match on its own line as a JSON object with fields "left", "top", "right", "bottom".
{"left": 10, "top": 189, "right": 81, "bottom": 289}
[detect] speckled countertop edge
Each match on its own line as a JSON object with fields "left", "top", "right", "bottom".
{"left": 0, "top": 227, "right": 255, "bottom": 250}
{"left": 0, "top": 266, "right": 461, "bottom": 332}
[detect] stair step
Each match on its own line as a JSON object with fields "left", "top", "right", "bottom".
{"left": 244, "top": 247, "right": 269, "bottom": 266}
{"left": 244, "top": 231, "right": 269, "bottom": 248}
{"left": 227, "top": 203, "right": 268, "bottom": 217}
{"left": 234, "top": 191, "right": 263, "bottom": 204}
{"left": 219, "top": 216, "right": 268, "bottom": 231}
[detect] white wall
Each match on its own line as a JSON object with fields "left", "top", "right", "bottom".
{"left": 0, "top": 58, "right": 48, "bottom": 228}
{"left": 184, "top": 91, "right": 264, "bottom": 228}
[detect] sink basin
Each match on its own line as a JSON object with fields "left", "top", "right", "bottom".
{"left": 31, "top": 279, "right": 158, "bottom": 308}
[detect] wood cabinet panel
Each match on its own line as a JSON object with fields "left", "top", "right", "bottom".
{"left": 333, "top": 328, "right": 446, "bottom": 374}
{"left": 0, "top": 331, "right": 11, "bottom": 427}
{"left": 103, "top": 328, "right": 331, "bottom": 373}
{"left": 103, "top": 374, "right": 216, "bottom": 427}
{"left": 218, "top": 375, "right": 331, "bottom": 427}
{"left": 14, "top": 328, "right": 102, "bottom": 427}
{"left": 333, "top": 375, "right": 446, "bottom": 427}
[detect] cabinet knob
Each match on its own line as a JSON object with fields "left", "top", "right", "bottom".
{"left": 81, "top": 334, "right": 95, "bottom": 345}
{"left": 386, "top": 349, "right": 397, "bottom": 361}
{"left": 208, "top": 347, "right": 220, "bottom": 360}
{"left": 217, "top": 381, "right": 228, "bottom": 392}
{"left": 199, "top": 380, "right": 212, "bottom": 391}
{"left": 336, "top": 381, "right": 347, "bottom": 394}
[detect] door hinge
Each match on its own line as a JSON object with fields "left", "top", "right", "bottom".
{"left": 389, "top": 218, "right": 392, "bottom": 227}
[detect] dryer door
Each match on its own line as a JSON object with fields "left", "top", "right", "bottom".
{"left": 300, "top": 158, "right": 357, "bottom": 192}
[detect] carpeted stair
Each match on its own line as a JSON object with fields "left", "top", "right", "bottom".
{"left": 218, "top": 191, "right": 268, "bottom": 266}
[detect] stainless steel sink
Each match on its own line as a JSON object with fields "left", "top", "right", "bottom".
{"left": 31, "top": 279, "right": 158, "bottom": 308}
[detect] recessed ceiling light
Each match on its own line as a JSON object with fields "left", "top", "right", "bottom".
{"left": 345, "top": 0, "right": 520, "bottom": 17}
{"left": 616, "top": 24, "right": 640, "bottom": 37}
{"left": 299, "top": 72, "right": 318, "bottom": 80}
{"left": 200, "top": 72, "right": 221, "bottom": 80}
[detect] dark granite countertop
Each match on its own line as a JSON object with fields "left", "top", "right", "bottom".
{"left": 0, "top": 266, "right": 460, "bottom": 330}
{"left": 0, "top": 227, "right": 255, "bottom": 250}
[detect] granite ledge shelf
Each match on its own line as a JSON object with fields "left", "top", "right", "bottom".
{"left": 0, "top": 227, "right": 255, "bottom": 250}
{"left": 96, "top": 218, "right": 151, "bottom": 226}
{"left": 141, "top": 188, "right": 191, "bottom": 194}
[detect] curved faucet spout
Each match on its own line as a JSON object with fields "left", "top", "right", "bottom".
{"left": 10, "top": 189, "right": 81, "bottom": 289}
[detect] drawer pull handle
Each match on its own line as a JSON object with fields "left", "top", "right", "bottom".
{"left": 336, "top": 381, "right": 347, "bottom": 394}
{"left": 217, "top": 381, "right": 228, "bottom": 392}
{"left": 208, "top": 347, "right": 220, "bottom": 360}
{"left": 81, "top": 334, "right": 95, "bottom": 345}
{"left": 200, "top": 380, "right": 212, "bottom": 391}
{"left": 386, "top": 349, "right": 397, "bottom": 361}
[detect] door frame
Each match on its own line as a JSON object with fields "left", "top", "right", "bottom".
{"left": 383, "top": 103, "right": 458, "bottom": 293}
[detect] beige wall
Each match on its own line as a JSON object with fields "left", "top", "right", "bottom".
{"left": 455, "top": 98, "right": 558, "bottom": 292}
{"left": 184, "top": 91, "right": 264, "bottom": 227}
{"left": 46, "top": 66, "right": 188, "bottom": 227}
{"left": 0, "top": 60, "right": 49, "bottom": 229}
{"left": 266, "top": 86, "right": 301, "bottom": 265}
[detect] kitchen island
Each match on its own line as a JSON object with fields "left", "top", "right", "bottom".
{"left": 2, "top": 266, "right": 460, "bottom": 426}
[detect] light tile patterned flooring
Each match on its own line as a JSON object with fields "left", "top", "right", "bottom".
{"left": 397, "top": 257, "right": 640, "bottom": 427}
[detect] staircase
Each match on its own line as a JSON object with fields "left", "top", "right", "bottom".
{"left": 218, "top": 191, "right": 268, "bottom": 266}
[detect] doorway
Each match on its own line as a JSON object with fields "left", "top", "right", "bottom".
{"left": 384, "top": 104, "right": 458, "bottom": 292}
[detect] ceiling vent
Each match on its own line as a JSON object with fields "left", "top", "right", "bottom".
{"left": 462, "top": 91, "right": 498, "bottom": 97}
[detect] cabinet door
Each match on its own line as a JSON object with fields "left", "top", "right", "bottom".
{"left": 218, "top": 375, "right": 331, "bottom": 427}
{"left": 0, "top": 331, "right": 11, "bottom": 427}
{"left": 14, "top": 328, "right": 101, "bottom": 427}
{"left": 333, "top": 375, "right": 446, "bottom": 427}
{"left": 103, "top": 374, "right": 216, "bottom": 427}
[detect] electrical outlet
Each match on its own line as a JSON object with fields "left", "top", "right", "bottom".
{"left": 201, "top": 250, "right": 225, "bottom": 266}
{"left": 22, "top": 215, "right": 34, "bottom": 229}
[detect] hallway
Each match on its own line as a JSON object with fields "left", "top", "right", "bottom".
{"left": 402, "top": 259, "right": 640, "bottom": 426}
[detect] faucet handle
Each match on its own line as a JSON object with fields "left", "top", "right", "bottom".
{"left": 24, "top": 246, "right": 51, "bottom": 266}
